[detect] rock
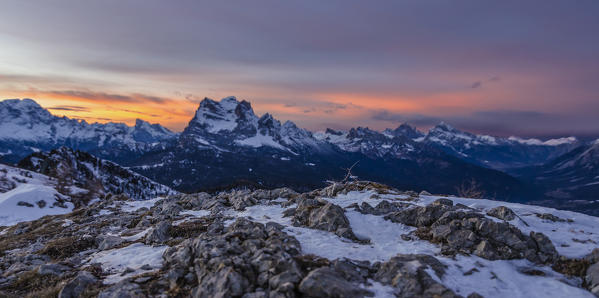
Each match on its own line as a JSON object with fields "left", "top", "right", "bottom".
{"left": 374, "top": 254, "right": 456, "bottom": 298}
{"left": 487, "top": 206, "right": 516, "bottom": 221}
{"left": 59, "top": 271, "right": 98, "bottom": 298}
{"left": 419, "top": 190, "right": 432, "bottom": 196}
{"left": 17, "top": 201, "right": 34, "bottom": 207}
{"left": 144, "top": 221, "right": 171, "bottom": 245}
{"left": 97, "top": 235, "right": 125, "bottom": 250}
{"left": 193, "top": 266, "right": 251, "bottom": 297}
{"left": 162, "top": 218, "right": 303, "bottom": 296}
{"left": 98, "top": 280, "right": 144, "bottom": 298}
{"left": 536, "top": 213, "right": 565, "bottom": 222}
{"left": 359, "top": 200, "right": 408, "bottom": 216}
{"left": 292, "top": 199, "right": 362, "bottom": 242}
{"left": 585, "top": 248, "right": 599, "bottom": 264}
{"left": 387, "top": 201, "right": 558, "bottom": 264}
{"left": 37, "top": 263, "right": 71, "bottom": 276}
{"left": 158, "top": 200, "right": 184, "bottom": 217}
{"left": 299, "top": 267, "right": 373, "bottom": 298}
{"left": 586, "top": 262, "right": 599, "bottom": 296}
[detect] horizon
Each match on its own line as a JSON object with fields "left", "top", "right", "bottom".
{"left": 2, "top": 1, "right": 599, "bottom": 138}
{"left": 3, "top": 96, "right": 591, "bottom": 141}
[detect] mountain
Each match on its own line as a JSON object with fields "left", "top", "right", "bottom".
{"left": 179, "top": 96, "right": 325, "bottom": 154}
{"left": 0, "top": 97, "right": 580, "bottom": 202}
{"left": 0, "top": 98, "right": 177, "bottom": 163}
{"left": 125, "top": 97, "right": 527, "bottom": 201}
{"left": 17, "top": 147, "right": 175, "bottom": 202}
{"left": 1, "top": 181, "right": 598, "bottom": 297}
{"left": 513, "top": 139, "right": 599, "bottom": 215}
{"left": 418, "top": 122, "right": 579, "bottom": 169}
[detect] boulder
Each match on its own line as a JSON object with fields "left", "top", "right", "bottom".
{"left": 487, "top": 206, "right": 516, "bottom": 221}
{"left": 59, "top": 271, "right": 98, "bottom": 298}
{"left": 144, "top": 221, "right": 171, "bottom": 245}
{"left": 585, "top": 262, "right": 599, "bottom": 296}
{"left": 299, "top": 267, "right": 373, "bottom": 298}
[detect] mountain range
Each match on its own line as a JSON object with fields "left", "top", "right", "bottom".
{"left": 0, "top": 97, "right": 596, "bottom": 214}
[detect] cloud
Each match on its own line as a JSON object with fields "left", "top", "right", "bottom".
{"left": 47, "top": 105, "right": 90, "bottom": 112}
{"left": 471, "top": 76, "right": 501, "bottom": 89}
{"left": 30, "top": 89, "right": 179, "bottom": 105}
{"left": 370, "top": 110, "right": 441, "bottom": 126}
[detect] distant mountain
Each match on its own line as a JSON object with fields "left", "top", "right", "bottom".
{"left": 512, "top": 140, "right": 599, "bottom": 215}
{"left": 0, "top": 98, "right": 177, "bottom": 163}
{"left": 18, "top": 147, "right": 175, "bottom": 201}
{"left": 418, "top": 122, "right": 579, "bottom": 169}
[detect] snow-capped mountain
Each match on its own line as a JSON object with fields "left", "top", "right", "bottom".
{"left": 419, "top": 122, "right": 580, "bottom": 169}
{"left": 17, "top": 147, "right": 175, "bottom": 202}
{"left": 314, "top": 126, "right": 426, "bottom": 160}
{"left": 179, "top": 96, "right": 324, "bottom": 154}
{"left": 0, "top": 98, "right": 177, "bottom": 163}
{"left": 316, "top": 122, "right": 579, "bottom": 170}
{"left": 0, "top": 97, "right": 590, "bottom": 209}
{"left": 127, "top": 98, "right": 526, "bottom": 200}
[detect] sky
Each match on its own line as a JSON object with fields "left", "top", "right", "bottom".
{"left": 1, "top": 1, "right": 598, "bottom": 138}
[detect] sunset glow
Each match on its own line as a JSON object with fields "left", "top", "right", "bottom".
{"left": 1, "top": 1, "right": 598, "bottom": 137}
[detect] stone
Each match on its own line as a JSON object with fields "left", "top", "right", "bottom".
{"left": 293, "top": 199, "right": 362, "bottom": 242}
{"left": 144, "top": 221, "right": 171, "bottom": 245}
{"left": 98, "top": 280, "right": 144, "bottom": 298}
{"left": 299, "top": 267, "right": 373, "bottom": 298}
{"left": 586, "top": 261, "right": 599, "bottom": 296}
{"left": 97, "top": 235, "right": 125, "bottom": 250}
{"left": 374, "top": 254, "right": 456, "bottom": 298}
{"left": 58, "top": 271, "right": 98, "bottom": 298}
{"left": 37, "top": 263, "right": 71, "bottom": 276}
{"left": 487, "top": 206, "right": 517, "bottom": 221}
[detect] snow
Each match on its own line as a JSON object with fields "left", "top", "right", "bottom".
{"left": 509, "top": 136, "right": 577, "bottom": 146}
{"left": 121, "top": 228, "right": 151, "bottom": 241}
{"left": 88, "top": 243, "right": 167, "bottom": 284}
{"left": 361, "top": 280, "right": 396, "bottom": 298}
{"left": 120, "top": 196, "right": 164, "bottom": 212}
{"left": 0, "top": 184, "right": 73, "bottom": 226}
{"left": 439, "top": 255, "right": 593, "bottom": 298}
{"left": 235, "top": 134, "right": 286, "bottom": 150}
{"left": 181, "top": 209, "right": 211, "bottom": 217}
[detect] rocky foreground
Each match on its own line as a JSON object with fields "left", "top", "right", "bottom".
{"left": 0, "top": 181, "right": 598, "bottom": 297}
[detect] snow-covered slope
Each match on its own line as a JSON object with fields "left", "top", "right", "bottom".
{"left": 0, "top": 164, "right": 74, "bottom": 226}
{"left": 0, "top": 98, "right": 177, "bottom": 163}
{"left": 17, "top": 147, "right": 175, "bottom": 201}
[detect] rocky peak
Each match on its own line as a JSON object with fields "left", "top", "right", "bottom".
{"left": 189, "top": 96, "right": 258, "bottom": 134}
{"left": 325, "top": 128, "right": 344, "bottom": 136}
{"left": 347, "top": 127, "right": 379, "bottom": 139}
{"left": 384, "top": 123, "right": 424, "bottom": 139}
{"left": 430, "top": 122, "right": 460, "bottom": 133}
